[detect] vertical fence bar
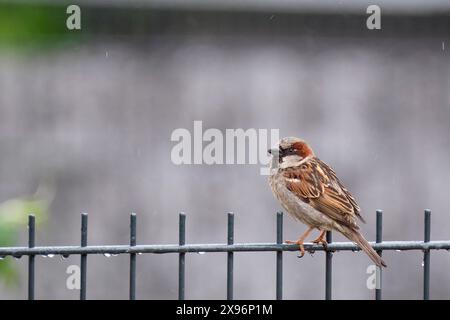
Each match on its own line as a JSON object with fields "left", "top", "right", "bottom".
{"left": 325, "top": 231, "right": 332, "bottom": 300}
{"left": 129, "top": 213, "right": 137, "bottom": 300}
{"left": 276, "top": 212, "right": 283, "bottom": 300}
{"left": 375, "top": 210, "right": 383, "bottom": 300}
{"left": 423, "top": 209, "right": 431, "bottom": 300}
{"left": 28, "top": 214, "right": 35, "bottom": 300}
{"left": 80, "top": 213, "right": 88, "bottom": 300}
{"left": 178, "top": 212, "right": 186, "bottom": 300}
{"left": 227, "top": 212, "right": 234, "bottom": 300}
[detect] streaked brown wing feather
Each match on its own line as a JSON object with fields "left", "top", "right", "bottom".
{"left": 283, "top": 157, "right": 362, "bottom": 229}
{"left": 315, "top": 158, "right": 362, "bottom": 215}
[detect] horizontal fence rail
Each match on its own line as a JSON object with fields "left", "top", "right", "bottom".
{"left": 2, "top": 240, "right": 450, "bottom": 255}
{"left": 0, "top": 210, "right": 443, "bottom": 300}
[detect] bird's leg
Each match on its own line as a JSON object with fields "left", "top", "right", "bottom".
{"left": 285, "top": 227, "right": 315, "bottom": 257}
{"left": 312, "top": 230, "right": 328, "bottom": 248}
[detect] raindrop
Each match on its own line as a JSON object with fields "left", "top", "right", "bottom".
{"left": 138, "top": 252, "right": 143, "bottom": 255}
{"left": 197, "top": 252, "right": 206, "bottom": 255}
{"left": 61, "top": 254, "right": 70, "bottom": 260}
{"left": 13, "top": 255, "right": 22, "bottom": 260}
{"left": 112, "top": 254, "right": 119, "bottom": 257}
{"left": 395, "top": 250, "right": 401, "bottom": 252}
{"left": 47, "top": 254, "right": 55, "bottom": 258}
{"left": 103, "top": 253, "right": 112, "bottom": 258}
{"left": 421, "top": 260, "right": 425, "bottom": 267}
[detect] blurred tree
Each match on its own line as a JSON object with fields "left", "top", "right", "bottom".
{"left": 0, "top": 2, "right": 76, "bottom": 49}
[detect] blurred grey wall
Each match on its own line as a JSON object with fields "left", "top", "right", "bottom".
{"left": 0, "top": 4, "right": 450, "bottom": 299}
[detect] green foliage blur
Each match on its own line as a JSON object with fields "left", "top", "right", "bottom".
{"left": 0, "top": 2, "right": 78, "bottom": 49}
{"left": 0, "top": 185, "right": 53, "bottom": 287}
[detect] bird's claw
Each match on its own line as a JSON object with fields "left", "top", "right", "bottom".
{"left": 286, "top": 239, "right": 305, "bottom": 258}
{"left": 297, "top": 247, "right": 306, "bottom": 258}
{"left": 312, "top": 238, "right": 328, "bottom": 248}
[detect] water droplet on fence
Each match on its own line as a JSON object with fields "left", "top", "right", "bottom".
{"left": 112, "top": 254, "right": 119, "bottom": 257}
{"left": 197, "top": 251, "right": 206, "bottom": 255}
{"left": 421, "top": 260, "right": 425, "bottom": 267}
{"left": 47, "top": 254, "right": 55, "bottom": 258}
{"left": 60, "top": 254, "right": 70, "bottom": 260}
{"left": 138, "top": 252, "right": 143, "bottom": 255}
{"left": 13, "top": 255, "right": 22, "bottom": 260}
{"left": 352, "top": 249, "right": 358, "bottom": 252}
{"left": 396, "top": 250, "right": 401, "bottom": 252}
{"left": 103, "top": 253, "right": 112, "bottom": 258}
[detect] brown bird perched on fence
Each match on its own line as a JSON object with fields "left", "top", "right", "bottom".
{"left": 268, "top": 137, "right": 386, "bottom": 267}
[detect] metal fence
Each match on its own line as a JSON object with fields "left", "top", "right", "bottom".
{"left": 0, "top": 210, "right": 447, "bottom": 300}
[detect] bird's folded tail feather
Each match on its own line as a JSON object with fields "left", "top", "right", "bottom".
{"left": 343, "top": 228, "right": 387, "bottom": 268}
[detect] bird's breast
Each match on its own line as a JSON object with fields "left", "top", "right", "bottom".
{"left": 269, "top": 172, "right": 334, "bottom": 230}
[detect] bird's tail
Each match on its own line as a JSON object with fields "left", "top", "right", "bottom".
{"left": 343, "top": 228, "right": 387, "bottom": 268}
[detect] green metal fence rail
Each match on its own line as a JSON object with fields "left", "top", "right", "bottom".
{"left": 0, "top": 210, "right": 444, "bottom": 300}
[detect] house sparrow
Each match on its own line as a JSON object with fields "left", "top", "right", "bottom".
{"left": 268, "top": 137, "right": 386, "bottom": 267}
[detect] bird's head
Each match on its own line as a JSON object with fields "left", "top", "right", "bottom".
{"left": 268, "top": 137, "right": 315, "bottom": 165}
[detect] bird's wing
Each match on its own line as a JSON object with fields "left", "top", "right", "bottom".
{"left": 282, "top": 157, "right": 363, "bottom": 229}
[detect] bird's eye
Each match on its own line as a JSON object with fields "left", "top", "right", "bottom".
{"left": 289, "top": 148, "right": 295, "bottom": 153}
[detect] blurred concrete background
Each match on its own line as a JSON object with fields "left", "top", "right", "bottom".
{"left": 0, "top": 0, "right": 450, "bottom": 299}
